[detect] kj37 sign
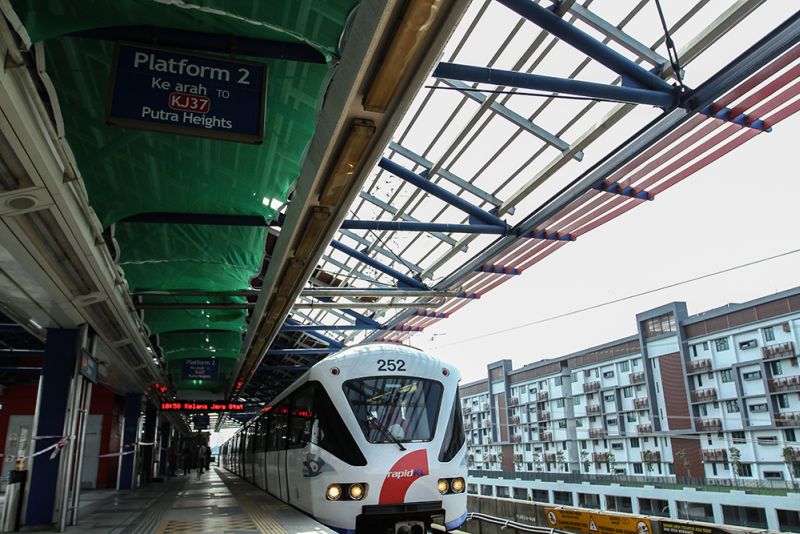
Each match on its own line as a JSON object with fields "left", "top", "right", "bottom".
{"left": 107, "top": 43, "right": 267, "bottom": 143}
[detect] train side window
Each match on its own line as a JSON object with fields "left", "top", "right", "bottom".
{"left": 267, "top": 399, "right": 289, "bottom": 450}
{"left": 288, "top": 384, "right": 315, "bottom": 449}
{"left": 439, "top": 390, "right": 465, "bottom": 462}
{"left": 312, "top": 382, "right": 367, "bottom": 466}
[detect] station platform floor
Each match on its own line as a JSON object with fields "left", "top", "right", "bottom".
{"left": 62, "top": 467, "right": 333, "bottom": 534}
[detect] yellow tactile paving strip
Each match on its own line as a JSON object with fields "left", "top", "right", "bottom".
{"left": 215, "top": 469, "right": 289, "bottom": 534}
{"left": 159, "top": 515, "right": 258, "bottom": 533}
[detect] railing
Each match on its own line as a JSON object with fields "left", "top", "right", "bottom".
{"left": 629, "top": 371, "right": 646, "bottom": 384}
{"left": 592, "top": 452, "right": 610, "bottom": 462}
{"left": 762, "top": 341, "right": 795, "bottom": 360}
{"left": 633, "top": 397, "right": 649, "bottom": 409}
{"left": 701, "top": 449, "right": 728, "bottom": 462}
{"left": 584, "top": 381, "right": 601, "bottom": 393}
{"left": 776, "top": 411, "right": 800, "bottom": 427}
{"left": 483, "top": 420, "right": 493, "bottom": 428}
{"left": 462, "top": 406, "right": 472, "bottom": 415}
{"left": 510, "top": 415, "right": 520, "bottom": 424}
{"left": 589, "top": 428, "right": 604, "bottom": 438}
{"left": 537, "top": 391, "right": 549, "bottom": 401}
{"left": 769, "top": 375, "right": 800, "bottom": 392}
{"left": 513, "top": 454, "right": 523, "bottom": 462}
{"left": 696, "top": 417, "right": 722, "bottom": 431}
{"left": 537, "top": 411, "right": 550, "bottom": 421}
{"left": 636, "top": 424, "right": 652, "bottom": 434}
{"left": 538, "top": 432, "right": 552, "bottom": 442}
{"left": 686, "top": 358, "right": 712, "bottom": 373}
{"left": 691, "top": 387, "right": 718, "bottom": 402}
{"left": 544, "top": 453, "right": 556, "bottom": 463}
{"left": 641, "top": 451, "right": 661, "bottom": 462}
{"left": 587, "top": 404, "right": 601, "bottom": 415}
{"left": 468, "top": 470, "right": 799, "bottom": 492}
{"left": 482, "top": 402, "right": 490, "bottom": 411}
{"left": 511, "top": 435, "right": 522, "bottom": 443}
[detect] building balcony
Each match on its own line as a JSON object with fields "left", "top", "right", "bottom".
{"left": 695, "top": 418, "right": 722, "bottom": 431}
{"left": 769, "top": 375, "right": 800, "bottom": 393}
{"left": 482, "top": 402, "right": 490, "bottom": 412}
{"left": 508, "top": 396, "right": 519, "bottom": 406}
{"left": 537, "top": 411, "right": 550, "bottom": 421}
{"left": 483, "top": 454, "right": 497, "bottom": 462}
{"left": 776, "top": 412, "right": 800, "bottom": 427}
{"left": 762, "top": 341, "right": 795, "bottom": 360}
{"left": 589, "top": 428, "right": 604, "bottom": 438}
{"left": 510, "top": 415, "right": 521, "bottom": 424}
{"left": 584, "top": 381, "right": 601, "bottom": 393}
{"left": 538, "top": 432, "right": 553, "bottom": 442}
{"left": 587, "top": 404, "right": 601, "bottom": 415}
{"left": 462, "top": 406, "right": 472, "bottom": 415}
{"left": 641, "top": 450, "right": 661, "bottom": 462}
{"left": 701, "top": 448, "right": 728, "bottom": 462}
{"left": 537, "top": 391, "right": 549, "bottom": 401}
{"left": 593, "top": 452, "right": 610, "bottom": 462}
{"left": 468, "top": 454, "right": 475, "bottom": 464}
{"left": 633, "top": 397, "right": 649, "bottom": 409}
{"left": 686, "top": 358, "right": 712, "bottom": 373}
{"left": 636, "top": 423, "right": 653, "bottom": 434}
{"left": 544, "top": 453, "right": 556, "bottom": 463}
{"left": 514, "top": 453, "right": 524, "bottom": 462}
{"left": 511, "top": 434, "right": 522, "bottom": 443}
{"left": 629, "top": 371, "right": 646, "bottom": 385}
{"left": 691, "top": 387, "right": 718, "bottom": 402}
{"left": 483, "top": 420, "right": 492, "bottom": 428}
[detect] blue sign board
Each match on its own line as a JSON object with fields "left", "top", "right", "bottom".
{"left": 80, "top": 350, "right": 98, "bottom": 383}
{"left": 181, "top": 359, "right": 219, "bottom": 381}
{"left": 107, "top": 43, "right": 267, "bottom": 143}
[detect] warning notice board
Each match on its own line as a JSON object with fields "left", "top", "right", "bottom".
{"left": 661, "top": 522, "right": 730, "bottom": 534}
{"left": 544, "top": 508, "right": 652, "bottom": 534}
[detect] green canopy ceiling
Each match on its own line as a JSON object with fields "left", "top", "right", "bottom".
{"left": 11, "top": 0, "right": 359, "bottom": 393}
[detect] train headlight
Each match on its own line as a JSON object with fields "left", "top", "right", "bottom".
{"left": 437, "top": 479, "right": 450, "bottom": 495}
{"left": 349, "top": 483, "right": 365, "bottom": 500}
{"left": 326, "top": 484, "right": 342, "bottom": 501}
{"left": 451, "top": 477, "right": 465, "bottom": 493}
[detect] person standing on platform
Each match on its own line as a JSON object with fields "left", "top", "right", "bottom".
{"left": 197, "top": 443, "right": 207, "bottom": 479}
{"left": 181, "top": 446, "right": 190, "bottom": 476}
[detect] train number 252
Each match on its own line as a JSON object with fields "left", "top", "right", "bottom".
{"left": 377, "top": 359, "right": 406, "bottom": 371}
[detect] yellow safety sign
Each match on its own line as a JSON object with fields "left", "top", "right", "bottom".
{"left": 544, "top": 508, "right": 653, "bottom": 534}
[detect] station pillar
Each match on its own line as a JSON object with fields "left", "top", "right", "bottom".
{"left": 158, "top": 421, "right": 170, "bottom": 476}
{"left": 24, "top": 329, "right": 79, "bottom": 525}
{"left": 118, "top": 394, "right": 142, "bottom": 490}
{"left": 140, "top": 403, "right": 157, "bottom": 484}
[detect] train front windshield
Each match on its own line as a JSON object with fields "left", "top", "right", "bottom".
{"left": 343, "top": 377, "right": 443, "bottom": 443}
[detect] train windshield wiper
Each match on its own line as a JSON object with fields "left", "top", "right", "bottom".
{"left": 366, "top": 414, "right": 406, "bottom": 451}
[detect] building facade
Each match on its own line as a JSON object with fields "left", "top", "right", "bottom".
{"left": 459, "top": 287, "right": 800, "bottom": 532}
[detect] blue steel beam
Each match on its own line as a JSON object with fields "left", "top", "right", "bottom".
{"left": 434, "top": 63, "right": 676, "bottom": 108}
{"left": 265, "top": 348, "right": 340, "bottom": 356}
{"left": 282, "top": 324, "right": 389, "bottom": 332}
{"left": 497, "top": 0, "right": 673, "bottom": 93}
{"left": 257, "top": 365, "right": 312, "bottom": 371}
{"left": 284, "top": 318, "right": 344, "bottom": 348}
{"left": 330, "top": 239, "right": 427, "bottom": 290}
{"left": 314, "top": 297, "right": 382, "bottom": 327}
{"left": 342, "top": 220, "right": 509, "bottom": 235}
{"left": 379, "top": 157, "right": 509, "bottom": 229}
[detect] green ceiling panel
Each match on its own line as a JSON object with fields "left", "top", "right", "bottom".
{"left": 10, "top": 0, "right": 359, "bottom": 396}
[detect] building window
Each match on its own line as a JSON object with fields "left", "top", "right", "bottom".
{"left": 720, "top": 369, "right": 733, "bottom": 383}
{"left": 603, "top": 370, "right": 615, "bottom": 379}
{"left": 771, "top": 361, "right": 783, "bottom": 375}
{"left": 750, "top": 403, "right": 768, "bottom": 413}
{"left": 726, "top": 401, "right": 740, "bottom": 413}
{"left": 632, "top": 359, "right": 640, "bottom": 368}
{"left": 743, "top": 370, "right": 762, "bottom": 381}
{"left": 620, "top": 361, "right": 630, "bottom": 372}
{"left": 633, "top": 462, "right": 643, "bottom": 474}
{"left": 555, "top": 376, "right": 563, "bottom": 386}
{"left": 757, "top": 436, "right": 778, "bottom": 445}
{"left": 556, "top": 398, "right": 565, "bottom": 408}
{"left": 623, "top": 387, "right": 633, "bottom": 398}
{"left": 558, "top": 420, "right": 567, "bottom": 429}
{"left": 612, "top": 442, "right": 624, "bottom": 450}
{"left": 576, "top": 418, "right": 583, "bottom": 427}
{"left": 737, "top": 463, "right": 753, "bottom": 477}
{"left": 604, "top": 394, "right": 615, "bottom": 403}
{"left": 764, "top": 327, "right": 776, "bottom": 342}
{"left": 627, "top": 412, "right": 637, "bottom": 423}
{"left": 644, "top": 313, "right": 676, "bottom": 337}
{"left": 739, "top": 339, "right": 758, "bottom": 350}
{"left": 699, "top": 404, "right": 708, "bottom": 416}
{"left": 630, "top": 437, "right": 640, "bottom": 448}
{"left": 572, "top": 373, "right": 578, "bottom": 383}
{"left": 608, "top": 418, "right": 618, "bottom": 426}
{"left": 778, "top": 394, "right": 790, "bottom": 409}
{"left": 731, "top": 431, "right": 746, "bottom": 443}
{"left": 715, "top": 338, "right": 730, "bottom": 351}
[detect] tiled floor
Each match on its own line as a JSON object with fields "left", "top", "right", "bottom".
{"left": 61, "top": 467, "right": 333, "bottom": 534}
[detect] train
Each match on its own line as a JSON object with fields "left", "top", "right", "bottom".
{"left": 220, "top": 343, "right": 468, "bottom": 534}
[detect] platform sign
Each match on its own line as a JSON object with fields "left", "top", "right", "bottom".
{"left": 160, "top": 401, "right": 245, "bottom": 412}
{"left": 80, "top": 350, "right": 98, "bottom": 383}
{"left": 107, "top": 43, "right": 267, "bottom": 143}
{"left": 544, "top": 508, "right": 652, "bottom": 534}
{"left": 181, "top": 358, "right": 219, "bottom": 380}
{"left": 661, "top": 522, "right": 729, "bottom": 534}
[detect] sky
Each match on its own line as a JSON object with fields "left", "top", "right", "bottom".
{"left": 414, "top": 108, "right": 800, "bottom": 383}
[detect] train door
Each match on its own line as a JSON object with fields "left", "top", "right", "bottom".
{"left": 276, "top": 399, "right": 290, "bottom": 502}
{"left": 266, "top": 399, "right": 288, "bottom": 499}
{"left": 286, "top": 384, "right": 314, "bottom": 511}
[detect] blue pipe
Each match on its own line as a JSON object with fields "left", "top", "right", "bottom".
{"left": 434, "top": 63, "right": 676, "bottom": 108}
{"left": 496, "top": 0, "right": 673, "bottom": 93}
{"left": 341, "top": 220, "right": 508, "bottom": 234}
{"left": 378, "top": 158, "right": 509, "bottom": 228}
{"left": 330, "top": 240, "right": 427, "bottom": 290}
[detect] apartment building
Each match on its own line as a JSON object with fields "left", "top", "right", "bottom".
{"left": 460, "top": 287, "right": 800, "bottom": 532}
